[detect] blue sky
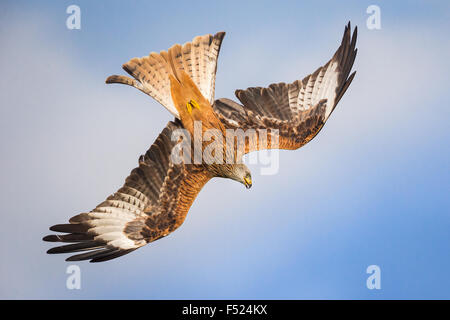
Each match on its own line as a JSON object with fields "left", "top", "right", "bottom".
{"left": 0, "top": 1, "right": 449, "bottom": 299}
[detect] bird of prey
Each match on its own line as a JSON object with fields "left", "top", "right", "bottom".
{"left": 44, "top": 23, "right": 357, "bottom": 262}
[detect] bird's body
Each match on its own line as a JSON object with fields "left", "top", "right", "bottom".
{"left": 169, "top": 69, "right": 237, "bottom": 178}
{"left": 44, "top": 23, "right": 357, "bottom": 262}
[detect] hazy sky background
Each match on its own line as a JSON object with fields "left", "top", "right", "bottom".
{"left": 0, "top": 0, "right": 449, "bottom": 299}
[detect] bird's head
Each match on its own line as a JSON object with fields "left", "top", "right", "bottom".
{"left": 229, "top": 164, "right": 252, "bottom": 189}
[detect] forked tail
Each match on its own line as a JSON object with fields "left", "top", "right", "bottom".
{"left": 106, "top": 32, "right": 225, "bottom": 119}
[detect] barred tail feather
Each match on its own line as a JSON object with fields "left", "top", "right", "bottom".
{"left": 106, "top": 32, "right": 225, "bottom": 119}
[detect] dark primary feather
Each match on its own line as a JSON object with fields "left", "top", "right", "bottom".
{"left": 42, "top": 234, "right": 93, "bottom": 243}
{"left": 213, "top": 22, "right": 357, "bottom": 152}
{"left": 46, "top": 241, "right": 104, "bottom": 254}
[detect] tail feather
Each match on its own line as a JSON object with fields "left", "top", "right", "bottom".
{"left": 106, "top": 32, "right": 226, "bottom": 119}
{"left": 105, "top": 75, "right": 140, "bottom": 88}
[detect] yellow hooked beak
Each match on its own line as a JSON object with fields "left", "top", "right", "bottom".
{"left": 243, "top": 176, "right": 252, "bottom": 189}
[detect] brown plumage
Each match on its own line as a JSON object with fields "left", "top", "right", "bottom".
{"left": 44, "top": 23, "right": 357, "bottom": 262}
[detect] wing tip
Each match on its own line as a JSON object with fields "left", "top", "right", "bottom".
{"left": 43, "top": 235, "right": 58, "bottom": 242}
{"left": 334, "top": 21, "right": 358, "bottom": 82}
{"left": 105, "top": 74, "right": 136, "bottom": 86}
{"left": 214, "top": 31, "right": 226, "bottom": 41}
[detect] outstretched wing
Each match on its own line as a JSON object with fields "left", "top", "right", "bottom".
{"left": 106, "top": 32, "right": 225, "bottom": 118}
{"left": 43, "top": 120, "right": 212, "bottom": 262}
{"left": 213, "top": 23, "right": 357, "bottom": 152}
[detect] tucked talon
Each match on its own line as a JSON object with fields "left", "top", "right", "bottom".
{"left": 186, "top": 99, "right": 200, "bottom": 114}
{"left": 189, "top": 99, "right": 200, "bottom": 110}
